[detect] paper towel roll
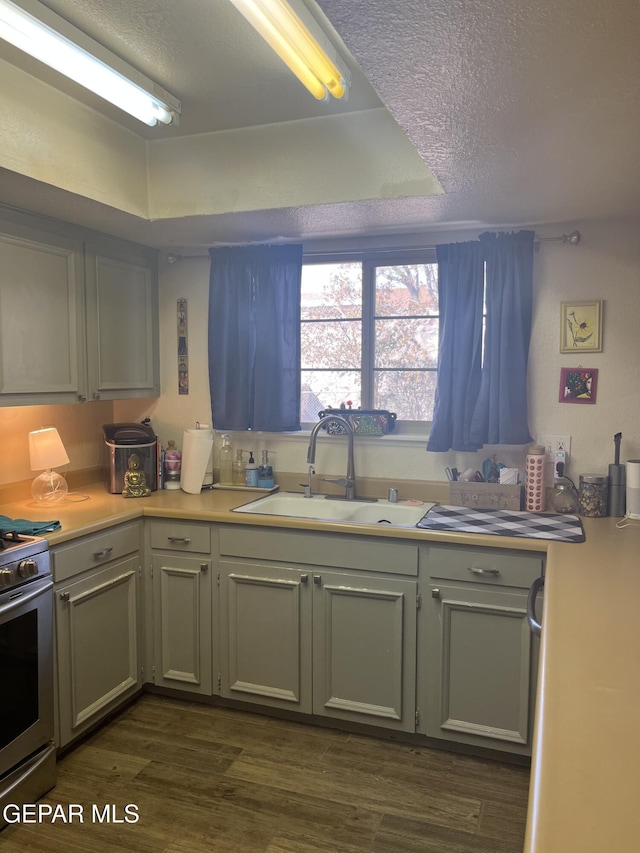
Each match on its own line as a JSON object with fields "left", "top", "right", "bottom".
{"left": 180, "top": 427, "right": 214, "bottom": 494}
{"left": 626, "top": 459, "right": 640, "bottom": 518}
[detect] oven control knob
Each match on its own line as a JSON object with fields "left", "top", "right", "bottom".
{"left": 0, "top": 568, "right": 13, "bottom": 587}
{"left": 18, "top": 559, "right": 38, "bottom": 578}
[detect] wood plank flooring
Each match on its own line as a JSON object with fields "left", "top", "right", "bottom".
{"left": 0, "top": 695, "right": 530, "bottom": 852}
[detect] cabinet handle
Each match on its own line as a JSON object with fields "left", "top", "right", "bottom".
{"left": 77, "top": 394, "right": 87, "bottom": 402}
{"left": 93, "top": 391, "right": 101, "bottom": 400}
{"left": 300, "top": 574, "right": 309, "bottom": 583}
{"left": 167, "top": 536, "right": 191, "bottom": 544}
{"left": 527, "top": 576, "right": 544, "bottom": 637}
{"left": 468, "top": 566, "right": 501, "bottom": 576}
{"left": 431, "top": 587, "right": 441, "bottom": 599}
{"left": 59, "top": 591, "right": 70, "bottom": 602}
{"left": 200, "top": 563, "right": 208, "bottom": 572}
{"left": 313, "top": 575, "right": 321, "bottom": 585}
{"left": 93, "top": 547, "right": 113, "bottom": 560}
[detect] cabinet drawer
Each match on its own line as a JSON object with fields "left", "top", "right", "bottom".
{"left": 53, "top": 522, "right": 141, "bottom": 583}
{"left": 425, "top": 545, "right": 543, "bottom": 589}
{"left": 149, "top": 521, "right": 211, "bottom": 554}
{"left": 219, "top": 526, "right": 418, "bottom": 576}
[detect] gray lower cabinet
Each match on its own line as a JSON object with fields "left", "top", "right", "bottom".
{"left": 53, "top": 523, "right": 143, "bottom": 748}
{"left": 312, "top": 571, "right": 417, "bottom": 732}
{"left": 148, "top": 521, "right": 213, "bottom": 695}
{"left": 418, "top": 545, "right": 542, "bottom": 755}
{"left": 217, "top": 526, "right": 418, "bottom": 731}
{"left": 219, "top": 560, "right": 312, "bottom": 713}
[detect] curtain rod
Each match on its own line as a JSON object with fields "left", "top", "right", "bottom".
{"left": 165, "top": 230, "right": 581, "bottom": 263}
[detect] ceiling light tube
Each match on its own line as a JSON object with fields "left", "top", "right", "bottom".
{"left": 0, "top": 0, "right": 180, "bottom": 126}
{"left": 229, "top": 0, "right": 349, "bottom": 101}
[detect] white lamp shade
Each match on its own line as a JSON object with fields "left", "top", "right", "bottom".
{"left": 29, "top": 427, "right": 70, "bottom": 471}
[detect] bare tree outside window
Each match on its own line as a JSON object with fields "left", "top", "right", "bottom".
{"left": 301, "top": 257, "right": 439, "bottom": 424}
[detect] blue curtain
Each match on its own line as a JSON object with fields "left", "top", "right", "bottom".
{"left": 469, "top": 230, "right": 534, "bottom": 446}
{"left": 427, "top": 241, "right": 485, "bottom": 452}
{"left": 427, "top": 230, "right": 534, "bottom": 452}
{"left": 208, "top": 244, "right": 302, "bottom": 432}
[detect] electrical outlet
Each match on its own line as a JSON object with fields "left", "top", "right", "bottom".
{"left": 539, "top": 435, "right": 572, "bottom": 480}
{"left": 539, "top": 435, "right": 571, "bottom": 458}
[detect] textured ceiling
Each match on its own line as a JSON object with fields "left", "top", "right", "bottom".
{"left": 1, "top": 0, "right": 639, "bottom": 247}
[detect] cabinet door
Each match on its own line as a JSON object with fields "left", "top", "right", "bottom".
{"left": 84, "top": 242, "right": 159, "bottom": 400}
{"left": 152, "top": 554, "right": 212, "bottom": 695}
{"left": 56, "top": 555, "right": 141, "bottom": 748}
{"left": 0, "top": 220, "right": 86, "bottom": 405}
{"left": 419, "top": 583, "right": 535, "bottom": 754}
{"left": 312, "top": 572, "right": 417, "bottom": 732}
{"left": 219, "top": 561, "right": 312, "bottom": 713}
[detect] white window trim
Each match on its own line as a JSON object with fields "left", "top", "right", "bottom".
{"left": 301, "top": 247, "right": 438, "bottom": 435}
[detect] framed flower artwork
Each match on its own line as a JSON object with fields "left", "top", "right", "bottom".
{"left": 558, "top": 367, "right": 598, "bottom": 404}
{"left": 560, "top": 300, "right": 603, "bottom": 353}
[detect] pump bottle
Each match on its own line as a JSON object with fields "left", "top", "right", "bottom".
{"left": 245, "top": 451, "right": 259, "bottom": 487}
{"left": 258, "top": 450, "right": 275, "bottom": 489}
{"left": 218, "top": 435, "right": 234, "bottom": 485}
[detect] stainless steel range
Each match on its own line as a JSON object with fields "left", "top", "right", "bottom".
{"left": 0, "top": 530, "right": 56, "bottom": 829}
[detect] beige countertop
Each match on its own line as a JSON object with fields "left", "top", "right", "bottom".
{"left": 1, "top": 482, "right": 549, "bottom": 551}
{"left": 524, "top": 517, "right": 640, "bottom": 853}
{"left": 3, "top": 483, "right": 636, "bottom": 849}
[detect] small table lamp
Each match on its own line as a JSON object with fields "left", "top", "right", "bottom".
{"left": 29, "top": 427, "right": 70, "bottom": 503}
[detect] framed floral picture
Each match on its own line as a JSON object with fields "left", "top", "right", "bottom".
{"left": 559, "top": 367, "right": 598, "bottom": 404}
{"left": 560, "top": 300, "right": 603, "bottom": 353}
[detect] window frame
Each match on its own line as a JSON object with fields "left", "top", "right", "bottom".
{"left": 301, "top": 247, "right": 439, "bottom": 432}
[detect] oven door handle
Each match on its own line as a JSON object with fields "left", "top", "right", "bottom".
{"left": 0, "top": 577, "right": 53, "bottom": 617}
{"left": 1, "top": 741, "right": 56, "bottom": 802}
{"left": 526, "top": 575, "right": 544, "bottom": 637}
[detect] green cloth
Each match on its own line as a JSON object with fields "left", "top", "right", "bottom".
{"left": 0, "top": 515, "right": 61, "bottom": 535}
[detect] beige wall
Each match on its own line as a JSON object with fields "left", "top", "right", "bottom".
{"left": 115, "top": 215, "right": 640, "bottom": 487}
{"left": 0, "top": 401, "right": 114, "bottom": 486}
{"left": 3, "top": 216, "right": 639, "bottom": 490}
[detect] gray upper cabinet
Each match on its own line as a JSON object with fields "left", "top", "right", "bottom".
{"left": 84, "top": 241, "right": 159, "bottom": 401}
{"left": 0, "top": 208, "right": 159, "bottom": 406}
{"left": 0, "top": 217, "right": 87, "bottom": 405}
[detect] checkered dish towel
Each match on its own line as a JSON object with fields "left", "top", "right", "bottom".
{"left": 417, "top": 505, "right": 585, "bottom": 543}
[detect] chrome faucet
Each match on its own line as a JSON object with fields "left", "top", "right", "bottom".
{"left": 306, "top": 415, "right": 377, "bottom": 502}
{"left": 300, "top": 465, "right": 315, "bottom": 498}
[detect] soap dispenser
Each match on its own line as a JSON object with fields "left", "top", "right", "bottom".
{"left": 258, "top": 450, "right": 275, "bottom": 489}
{"left": 218, "top": 434, "right": 234, "bottom": 485}
{"left": 245, "top": 451, "right": 259, "bottom": 487}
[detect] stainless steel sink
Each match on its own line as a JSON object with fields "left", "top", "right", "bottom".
{"left": 232, "top": 492, "right": 435, "bottom": 527}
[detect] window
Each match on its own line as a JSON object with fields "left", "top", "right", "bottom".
{"left": 300, "top": 251, "right": 439, "bottom": 426}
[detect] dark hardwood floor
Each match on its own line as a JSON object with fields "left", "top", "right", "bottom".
{"left": 1, "top": 695, "right": 530, "bottom": 852}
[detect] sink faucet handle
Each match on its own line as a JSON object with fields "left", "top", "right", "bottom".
{"left": 388, "top": 488, "right": 399, "bottom": 503}
{"left": 322, "top": 476, "right": 350, "bottom": 487}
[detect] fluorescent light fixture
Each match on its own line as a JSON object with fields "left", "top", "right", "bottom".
{"left": 228, "top": 0, "right": 349, "bottom": 101}
{"left": 0, "top": 0, "right": 180, "bottom": 126}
